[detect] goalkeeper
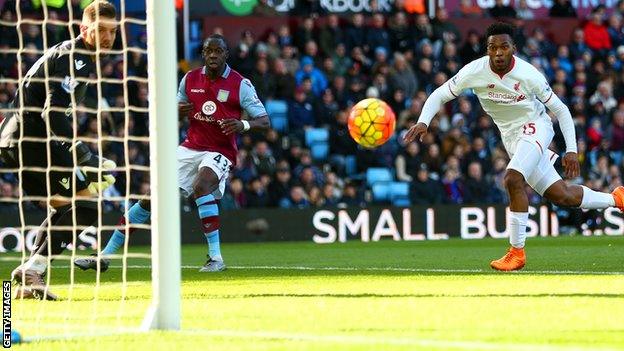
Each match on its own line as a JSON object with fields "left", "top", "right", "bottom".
{"left": 0, "top": 0, "right": 118, "bottom": 300}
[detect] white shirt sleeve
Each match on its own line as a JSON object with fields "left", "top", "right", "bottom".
{"left": 417, "top": 82, "right": 457, "bottom": 126}
{"left": 529, "top": 70, "right": 577, "bottom": 153}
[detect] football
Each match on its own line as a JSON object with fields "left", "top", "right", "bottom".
{"left": 347, "top": 98, "right": 396, "bottom": 148}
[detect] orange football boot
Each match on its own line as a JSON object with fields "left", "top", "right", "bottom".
{"left": 490, "top": 247, "right": 526, "bottom": 271}
{"left": 611, "top": 186, "right": 624, "bottom": 211}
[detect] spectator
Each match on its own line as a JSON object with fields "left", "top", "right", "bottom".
{"left": 589, "top": 81, "right": 617, "bottom": 115}
{"left": 549, "top": 0, "right": 577, "bottom": 18}
{"left": 295, "top": 17, "right": 317, "bottom": 53}
{"left": 455, "top": 0, "right": 484, "bottom": 18}
{"left": 410, "top": 163, "right": 444, "bottom": 204}
{"left": 279, "top": 186, "right": 310, "bottom": 209}
{"left": 488, "top": 0, "right": 517, "bottom": 18}
{"left": 460, "top": 30, "right": 484, "bottom": 64}
{"left": 246, "top": 177, "right": 271, "bottom": 208}
{"left": 607, "top": 14, "right": 624, "bottom": 48}
{"left": 413, "top": 14, "right": 434, "bottom": 43}
{"left": 395, "top": 142, "right": 422, "bottom": 181}
{"left": 319, "top": 14, "right": 345, "bottom": 57}
{"left": 516, "top": 0, "right": 535, "bottom": 20}
{"left": 295, "top": 56, "right": 329, "bottom": 98}
{"left": 345, "top": 13, "right": 366, "bottom": 51}
{"left": 269, "top": 162, "right": 293, "bottom": 206}
{"left": 271, "top": 58, "right": 296, "bottom": 100}
{"left": 389, "top": 52, "right": 418, "bottom": 99}
{"left": 250, "top": 58, "right": 275, "bottom": 102}
{"left": 442, "top": 168, "right": 464, "bottom": 203}
{"left": 584, "top": 9, "right": 612, "bottom": 54}
{"left": 388, "top": 11, "right": 413, "bottom": 53}
{"left": 432, "top": 8, "right": 461, "bottom": 44}
{"left": 463, "top": 162, "right": 492, "bottom": 203}
{"left": 287, "top": 87, "right": 315, "bottom": 139}
{"left": 221, "top": 178, "right": 246, "bottom": 210}
{"left": 365, "top": 13, "right": 391, "bottom": 56}
{"left": 253, "top": 0, "right": 279, "bottom": 16}
{"left": 338, "top": 182, "right": 365, "bottom": 207}
{"left": 608, "top": 109, "right": 624, "bottom": 152}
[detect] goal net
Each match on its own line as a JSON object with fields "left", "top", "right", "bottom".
{"left": 0, "top": 0, "right": 179, "bottom": 342}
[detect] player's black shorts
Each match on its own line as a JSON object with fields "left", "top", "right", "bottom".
{"left": 0, "top": 141, "right": 89, "bottom": 198}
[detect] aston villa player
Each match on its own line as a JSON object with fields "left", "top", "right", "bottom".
{"left": 76, "top": 34, "right": 270, "bottom": 272}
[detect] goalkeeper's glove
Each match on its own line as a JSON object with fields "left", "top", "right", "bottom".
{"left": 71, "top": 141, "right": 117, "bottom": 194}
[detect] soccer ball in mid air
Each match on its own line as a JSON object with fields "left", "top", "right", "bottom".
{"left": 347, "top": 98, "right": 396, "bottom": 148}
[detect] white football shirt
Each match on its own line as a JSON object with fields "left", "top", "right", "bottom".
{"left": 448, "top": 55, "right": 554, "bottom": 141}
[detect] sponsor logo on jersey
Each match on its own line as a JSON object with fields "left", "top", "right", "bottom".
{"left": 59, "top": 177, "right": 70, "bottom": 190}
{"left": 61, "top": 76, "right": 79, "bottom": 93}
{"left": 190, "top": 88, "right": 205, "bottom": 93}
{"left": 202, "top": 101, "right": 217, "bottom": 115}
{"left": 74, "top": 59, "right": 86, "bottom": 71}
{"left": 192, "top": 112, "right": 216, "bottom": 123}
{"left": 217, "top": 89, "right": 229, "bottom": 102}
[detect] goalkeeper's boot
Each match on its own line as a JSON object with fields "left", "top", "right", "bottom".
{"left": 611, "top": 186, "right": 624, "bottom": 211}
{"left": 74, "top": 254, "right": 110, "bottom": 273}
{"left": 490, "top": 247, "right": 526, "bottom": 271}
{"left": 199, "top": 256, "right": 226, "bottom": 272}
{"left": 11, "top": 268, "right": 58, "bottom": 301}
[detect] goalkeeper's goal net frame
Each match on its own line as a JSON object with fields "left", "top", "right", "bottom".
{"left": 143, "top": 0, "right": 181, "bottom": 330}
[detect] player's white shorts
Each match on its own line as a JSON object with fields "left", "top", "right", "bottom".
{"left": 176, "top": 145, "right": 232, "bottom": 199}
{"left": 503, "top": 117, "right": 562, "bottom": 196}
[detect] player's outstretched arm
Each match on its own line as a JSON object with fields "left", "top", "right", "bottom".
{"left": 542, "top": 91, "right": 579, "bottom": 178}
{"left": 403, "top": 83, "right": 456, "bottom": 143}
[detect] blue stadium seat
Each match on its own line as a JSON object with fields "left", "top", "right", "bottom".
{"left": 310, "top": 142, "right": 329, "bottom": 161}
{"left": 366, "top": 168, "right": 393, "bottom": 187}
{"left": 305, "top": 128, "right": 329, "bottom": 147}
{"left": 372, "top": 182, "right": 391, "bottom": 202}
{"left": 389, "top": 182, "right": 410, "bottom": 206}
{"left": 265, "top": 100, "right": 288, "bottom": 132}
{"left": 345, "top": 155, "right": 357, "bottom": 176}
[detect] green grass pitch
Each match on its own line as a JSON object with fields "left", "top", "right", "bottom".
{"left": 2, "top": 236, "right": 624, "bottom": 350}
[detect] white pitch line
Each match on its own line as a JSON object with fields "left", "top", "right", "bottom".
{"left": 20, "top": 328, "right": 620, "bottom": 351}
{"left": 16, "top": 263, "right": 624, "bottom": 275}
{"left": 180, "top": 329, "right": 620, "bottom": 351}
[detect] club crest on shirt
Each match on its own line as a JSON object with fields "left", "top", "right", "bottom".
{"left": 217, "top": 89, "right": 229, "bottom": 102}
{"left": 514, "top": 82, "right": 521, "bottom": 92}
{"left": 202, "top": 101, "right": 217, "bottom": 115}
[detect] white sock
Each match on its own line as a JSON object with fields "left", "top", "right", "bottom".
{"left": 509, "top": 211, "right": 529, "bottom": 249}
{"left": 580, "top": 186, "right": 615, "bottom": 209}
{"left": 22, "top": 254, "right": 48, "bottom": 274}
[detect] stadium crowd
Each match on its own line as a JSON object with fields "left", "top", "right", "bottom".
{"left": 2, "top": 1, "right": 624, "bottom": 231}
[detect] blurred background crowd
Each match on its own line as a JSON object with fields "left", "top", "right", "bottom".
{"left": 1, "top": 0, "right": 624, "bottom": 232}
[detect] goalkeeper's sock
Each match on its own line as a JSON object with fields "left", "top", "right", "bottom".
{"left": 102, "top": 202, "right": 151, "bottom": 255}
{"left": 196, "top": 194, "right": 222, "bottom": 261}
{"left": 32, "top": 201, "right": 98, "bottom": 258}
{"left": 508, "top": 211, "right": 529, "bottom": 249}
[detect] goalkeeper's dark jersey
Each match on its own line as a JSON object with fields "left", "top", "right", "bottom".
{"left": 0, "top": 35, "right": 95, "bottom": 148}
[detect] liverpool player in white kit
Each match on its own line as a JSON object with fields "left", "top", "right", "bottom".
{"left": 404, "top": 23, "right": 624, "bottom": 271}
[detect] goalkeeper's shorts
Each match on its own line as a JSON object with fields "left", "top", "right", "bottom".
{"left": 0, "top": 140, "right": 89, "bottom": 198}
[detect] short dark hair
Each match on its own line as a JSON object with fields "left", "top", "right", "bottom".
{"left": 83, "top": 0, "right": 117, "bottom": 21}
{"left": 485, "top": 22, "right": 515, "bottom": 41}
{"left": 203, "top": 34, "right": 228, "bottom": 51}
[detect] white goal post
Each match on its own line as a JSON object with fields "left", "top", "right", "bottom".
{"left": 143, "top": 0, "right": 181, "bottom": 330}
